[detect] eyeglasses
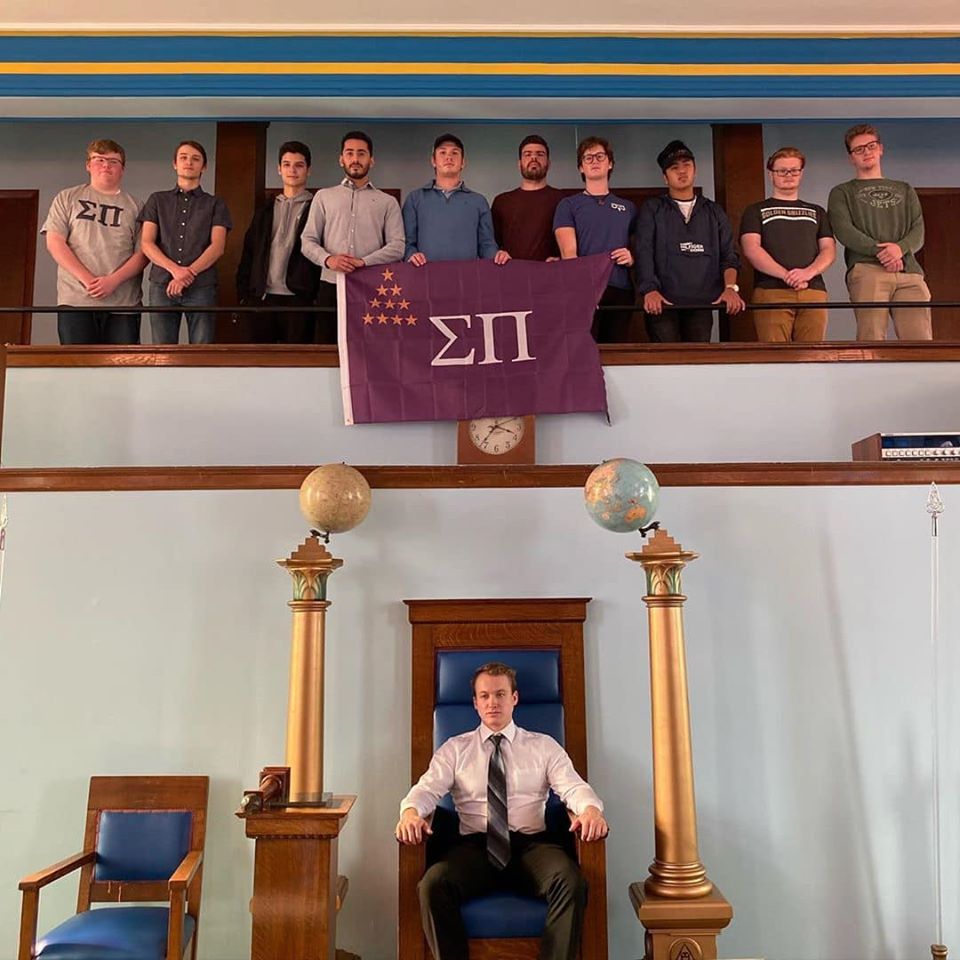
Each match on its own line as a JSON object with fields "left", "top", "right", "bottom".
{"left": 849, "top": 140, "right": 881, "bottom": 156}
{"left": 89, "top": 156, "right": 123, "bottom": 167}
{"left": 771, "top": 168, "right": 803, "bottom": 176}
{"left": 581, "top": 152, "right": 608, "bottom": 164}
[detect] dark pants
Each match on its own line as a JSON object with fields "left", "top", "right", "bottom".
{"left": 250, "top": 294, "right": 316, "bottom": 343}
{"left": 314, "top": 281, "right": 338, "bottom": 344}
{"left": 57, "top": 311, "right": 141, "bottom": 345}
{"left": 646, "top": 307, "right": 714, "bottom": 343}
{"left": 418, "top": 832, "right": 586, "bottom": 960}
{"left": 592, "top": 284, "right": 635, "bottom": 343}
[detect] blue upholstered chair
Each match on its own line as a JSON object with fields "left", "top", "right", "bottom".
{"left": 400, "top": 597, "right": 608, "bottom": 960}
{"left": 17, "top": 776, "right": 208, "bottom": 960}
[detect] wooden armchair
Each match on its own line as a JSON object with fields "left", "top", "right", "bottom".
{"left": 18, "top": 776, "right": 209, "bottom": 960}
{"left": 399, "top": 598, "right": 607, "bottom": 960}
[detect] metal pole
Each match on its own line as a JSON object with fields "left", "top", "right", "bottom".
{"left": 0, "top": 492, "right": 7, "bottom": 606}
{"left": 926, "top": 483, "right": 946, "bottom": 959}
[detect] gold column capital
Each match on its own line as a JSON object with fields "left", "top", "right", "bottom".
{"left": 627, "top": 528, "right": 698, "bottom": 598}
{"left": 277, "top": 536, "right": 344, "bottom": 601}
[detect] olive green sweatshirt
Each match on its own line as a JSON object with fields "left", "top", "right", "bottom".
{"left": 827, "top": 178, "right": 925, "bottom": 275}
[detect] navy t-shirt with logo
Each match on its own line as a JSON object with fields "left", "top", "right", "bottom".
{"left": 553, "top": 192, "right": 637, "bottom": 290}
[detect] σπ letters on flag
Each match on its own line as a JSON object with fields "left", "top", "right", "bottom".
{"left": 337, "top": 254, "right": 614, "bottom": 425}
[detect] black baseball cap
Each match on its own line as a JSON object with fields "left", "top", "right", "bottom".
{"left": 433, "top": 133, "right": 465, "bottom": 153}
{"left": 657, "top": 140, "right": 695, "bottom": 172}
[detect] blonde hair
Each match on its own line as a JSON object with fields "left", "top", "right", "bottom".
{"left": 766, "top": 146, "right": 805, "bottom": 171}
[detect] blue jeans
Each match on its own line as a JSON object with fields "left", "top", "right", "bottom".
{"left": 147, "top": 282, "right": 216, "bottom": 344}
{"left": 57, "top": 311, "right": 141, "bottom": 345}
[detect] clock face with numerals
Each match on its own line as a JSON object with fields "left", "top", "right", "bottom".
{"left": 468, "top": 416, "right": 526, "bottom": 456}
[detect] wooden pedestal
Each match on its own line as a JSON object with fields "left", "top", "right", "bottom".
{"left": 240, "top": 796, "right": 358, "bottom": 960}
{"left": 630, "top": 882, "right": 733, "bottom": 960}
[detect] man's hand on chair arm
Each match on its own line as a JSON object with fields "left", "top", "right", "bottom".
{"left": 396, "top": 807, "right": 433, "bottom": 845}
{"left": 570, "top": 805, "right": 608, "bottom": 842}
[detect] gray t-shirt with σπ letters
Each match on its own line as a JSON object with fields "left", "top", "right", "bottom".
{"left": 41, "top": 183, "right": 144, "bottom": 307}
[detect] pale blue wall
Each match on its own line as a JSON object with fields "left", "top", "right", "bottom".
{"left": 1, "top": 362, "right": 960, "bottom": 958}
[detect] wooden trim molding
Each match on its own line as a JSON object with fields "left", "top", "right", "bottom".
{"left": 0, "top": 342, "right": 7, "bottom": 461}
{"left": 2, "top": 462, "right": 960, "bottom": 493}
{"left": 7, "top": 342, "right": 960, "bottom": 368}
{"left": 4, "top": 345, "right": 341, "bottom": 368}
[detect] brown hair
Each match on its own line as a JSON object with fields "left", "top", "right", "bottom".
{"left": 471, "top": 661, "right": 517, "bottom": 694}
{"left": 86, "top": 139, "right": 126, "bottom": 165}
{"left": 766, "top": 146, "right": 805, "bottom": 171}
{"left": 576, "top": 136, "right": 614, "bottom": 183}
{"left": 577, "top": 136, "right": 614, "bottom": 169}
{"left": 844, "top": 124, "right": 880, "bottom": 153}
{"left": 174, "top": 140, "right": 208, "bottom": 166}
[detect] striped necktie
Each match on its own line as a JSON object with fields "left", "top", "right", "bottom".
{"left": 486, "top": 733, "right": 510, "bottom": 869}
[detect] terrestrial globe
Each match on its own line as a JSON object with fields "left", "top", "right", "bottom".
{"left": 584, "top": 458, "right": 660, "bottom": 533}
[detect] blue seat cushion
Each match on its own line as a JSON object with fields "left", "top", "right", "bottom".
{"left": 462, "top": 892, "right": 547, "bottom": 939}
{"left": 35, "top": 907, "right": 195, "bottom": 960}
{"left": 95, "top": 811, "right": 191, "bottom": 882}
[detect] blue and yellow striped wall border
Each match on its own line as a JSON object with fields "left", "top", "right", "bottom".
{"left": 0, "top": 34, "right": 959, "bottom": 98}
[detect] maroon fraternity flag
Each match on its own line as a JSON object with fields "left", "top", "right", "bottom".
{"left": 337, "top": 254, "right": 614, "bottom": 425}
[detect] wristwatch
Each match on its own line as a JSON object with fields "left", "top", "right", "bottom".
{"left": 725, "top": 283, "right": 740, "bottom": 293}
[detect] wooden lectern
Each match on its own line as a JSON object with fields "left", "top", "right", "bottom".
{"left": 240, "top": 770, "right": 357, "bottom": 960}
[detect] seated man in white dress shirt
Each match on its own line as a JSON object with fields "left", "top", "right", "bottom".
{"left": 395, "top": 661, "right": 608, "bottom": 960}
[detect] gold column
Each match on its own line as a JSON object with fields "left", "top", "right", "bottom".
{"left": 277, "top": 536, "right": 343, "bottom": 803}
{"left": 627, "top": 528, "right": 732, "bottom": 960}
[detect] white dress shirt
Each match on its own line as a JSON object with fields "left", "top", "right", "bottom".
{"left": 400, "top": 721, "right": 603, "bottom": 836}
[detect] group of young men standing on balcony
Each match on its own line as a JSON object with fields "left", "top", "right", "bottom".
{"left": 43, "top": 123, "right": 931, "bottom": 346}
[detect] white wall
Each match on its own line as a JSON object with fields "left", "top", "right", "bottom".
{"left": 0, "top": 482, "right": 957, "bottom": 960}
{"left": 5, "top": 362, "right": 960, "bottom": 467}
{"left": 1, "top": 1, "right": 956, "bottom": 29}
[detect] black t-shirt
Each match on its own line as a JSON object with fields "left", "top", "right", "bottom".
{"left": 491, "top": 186, "right": 563, "bottom": 261}
{"left": 739, "top": 197, "right": 832, "bottom": 290}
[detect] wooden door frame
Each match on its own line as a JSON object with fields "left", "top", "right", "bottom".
{"left": 914, "top": 186, "right": 960, "bottom": 340}
{"left": 0, "top": 189, "right": 38, "bottom": 345}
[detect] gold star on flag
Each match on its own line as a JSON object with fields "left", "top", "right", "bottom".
{"left": 392, "top": 315, "right": 403, "bottom": 325}
{"left": 369, "top": 298, "right": 381, "bottom": 308}
{"left": 385, "top": 299, "right": 395, "bottom": 309}
{"left": 398, "top": 299, "right": 409, "bottom": 310}
{"left": 405, "top": 315, "right": 417, "bottom": 326}
{"left": 378, "top": 313, "right": 389, "bottom": 324}
{"left": 391, "top": 284, "right": 402, "bottom": 296}
{"left": 382, "top": 268, "right": 394, "bottom": 281}
{"left": 362, "top": 313, "right": 374, "bottom": 324}
{"left": 377, "top": 284, "right": 388, "bottom": 296}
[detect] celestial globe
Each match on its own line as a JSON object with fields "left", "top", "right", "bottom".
{"left": 299, "top": 463, "right": 372, "bottom": 534}
{"left": 584, "top": 458, "right": 660, "bottom": 533}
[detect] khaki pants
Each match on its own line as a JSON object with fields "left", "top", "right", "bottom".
{"left": 753, "top": 287, "right": 828, "bottom": 342}
{"left": 846, "top": 262, "right": 932, "bottom": 340}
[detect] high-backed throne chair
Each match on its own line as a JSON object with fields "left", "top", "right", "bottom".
{"left": 18, "top": 775, "right": 209, "bottom": 960}
{"left": 399, "top": 598, "right": 607, "bottom": 960}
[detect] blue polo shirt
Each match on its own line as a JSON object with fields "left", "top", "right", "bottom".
{"left": 402, "top": 181, "right": 499, "bottom": 262}
{"left": 553, "top": 192, "right": 637, "bottom": 289}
